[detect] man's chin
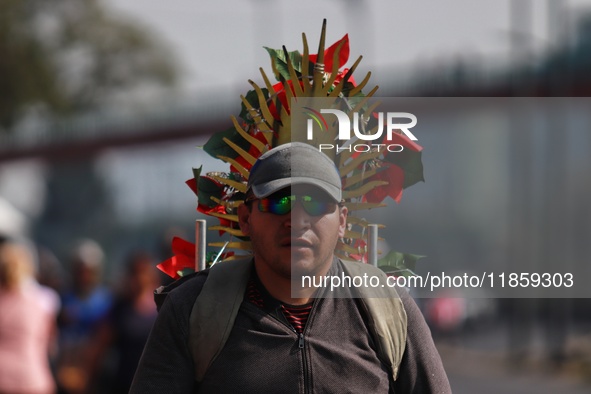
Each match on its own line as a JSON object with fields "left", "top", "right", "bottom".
{"left": 290, "top": 256, "right": 328, "bottom": 277}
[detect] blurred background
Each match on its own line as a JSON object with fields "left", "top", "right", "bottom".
{"left": 1, "top": 0, "right": 591, "bottom": 393}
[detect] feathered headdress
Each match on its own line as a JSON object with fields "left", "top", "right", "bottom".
{"left": 158, "top": 20, "right": 424, "bottom": 279}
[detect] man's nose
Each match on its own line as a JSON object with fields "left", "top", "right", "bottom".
{"left": 285, "top": 200, "right": 311, "bottom": 229}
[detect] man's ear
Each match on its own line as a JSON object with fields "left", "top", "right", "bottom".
{"left": 338, "top": 205, "right": 348, "bottom": 238}
{"left": 237, "top": 203, "right": 251, "bottom": 236}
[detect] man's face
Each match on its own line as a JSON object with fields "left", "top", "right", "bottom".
{"left": 238, "top": 185, "right": 347, "bottom": 282}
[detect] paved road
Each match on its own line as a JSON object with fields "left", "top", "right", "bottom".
{"left": 440, "top": 345, "right": 591, "bottom": 394}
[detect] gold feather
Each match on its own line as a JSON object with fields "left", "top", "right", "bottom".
{"left": 339, "top": 150, "right": 381, "bottom": 176}
{"left": 343, "top": 180, "right": 389, "bottom": 199}
{"left": 217, "top": 155, "right": 249, "bottom": 179}
{"left": 312, "top": 19, "right": 327, "bottom": 96}
{"left": 321, "top": 39, "right": 346, "bottom": 96}
{"left": 349, "top": 72, "right": 374, "bottom": 97}
{"left": 343, "top": 167, "right": 379, "bottom": 189}
{"left": 231, "top": 115, "right": 268, "bottom": 152}
{"left": 210, "top": 197, "right": 244, "bottom": 208}
{"left": 344, "top": 202, "right": 387, "bottom": 211}
{"left": 209, "top": 241, "right": 252, "bottom": 250}
{"left": 336, "top": 242, "right": 363, "bottom": 255}
{"left": 237, "top": 99, "right": 271, "bottom": 133}
{"left": 209, "top": 226, "right": 246, "bottom": 237}
{"left": 248, "top": 80, "right": 277, "bottom": 128}
{"left": 207, "top": 212, "right": 239, "bottom": 223}
{"left": 301, "top": 33, "right": 311, "bottom": 93}
{"left": 209, "top": 175, "right": 247, "bottom": 193}
{"left": 284, "top": 46, "right": 304, "bottom": 97}
{"left": 346, "top": 216, "right": 385, "bottom": 228}
{"left": 222, "top": 137, "right": 257, "bottom": 166}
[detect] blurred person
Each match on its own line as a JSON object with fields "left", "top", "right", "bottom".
{"left": 540, "top": 298, "right": 570, "bottom": 367}
{"left": 506, "top": 298, "right": 536, "bottom": 368}
{"left": 0, "top": 237, "right": 59, "bottom": 394}
{"left": 423, "top": 290, "right": 467, "bottom": 340}
{"left": 36, "top": 246, "right": 67, "bottom": 295}
{"left": 57, "top": 239, "right": 112, "bottom": 394}
{"left": 88, "top": 250, "right": 160, "bottom": 393}
{"left": 34, "top": 246, "right": 66, "bottom": 388}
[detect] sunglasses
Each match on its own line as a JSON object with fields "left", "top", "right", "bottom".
{"left": 252, "top": 195, "right": 337, "bottom": 216}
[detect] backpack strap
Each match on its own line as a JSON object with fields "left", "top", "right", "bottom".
{"left": 341, "top": 260, "right": 408, "bottom": 381}
{"left": 154, "top": 271, "right": 201, "bottom": 312}
{"left": 189, "top": 257, "right": 253, "bottom": 382}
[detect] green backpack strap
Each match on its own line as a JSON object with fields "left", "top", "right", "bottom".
{"left": 341, "top": 260, "right": 408, "bottom": 381}
{"left": 189, "top": 257, "right": 253, "bottom": 382}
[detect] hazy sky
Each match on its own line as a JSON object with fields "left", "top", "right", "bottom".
{"left": 103, "top": 0, "right": 591, "bottom": 95}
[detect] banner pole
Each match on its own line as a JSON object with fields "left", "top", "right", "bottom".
{"left": 368, "top": 224, "right": 378, "bottom": 267}
{"left": 195, "top": 219, "right": 206, "bottom": 271}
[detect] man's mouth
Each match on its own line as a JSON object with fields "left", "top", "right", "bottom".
{"left": 282, "top": 238, "right": 313, "bottom": 248}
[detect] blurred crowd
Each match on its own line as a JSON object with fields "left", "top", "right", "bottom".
{"left": 0, "top": 235, "right": 163, "bottom": 394}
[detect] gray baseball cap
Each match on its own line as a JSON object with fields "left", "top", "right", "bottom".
{"left": 247, "top": 142, "right": 342, "bottom": 202}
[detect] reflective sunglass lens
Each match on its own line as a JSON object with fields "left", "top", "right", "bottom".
{"left": 301, "top": 196, "right": 329, "bottom": 216}
{"left": 259, "top": 196, "right": 292, "bottom": 215}
{"left": 258, "top": 195, "right": 334, "bottom": 216}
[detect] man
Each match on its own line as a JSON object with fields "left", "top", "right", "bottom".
{"left": 131, "top": 142, "right": 451, "bottom": 393}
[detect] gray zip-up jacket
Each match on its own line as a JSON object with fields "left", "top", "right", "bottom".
{"left": 130, "top": 260, "right": 451, "bottom": 393}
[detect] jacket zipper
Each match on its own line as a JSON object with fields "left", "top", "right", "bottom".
{"left": 267, "top": 304, "right": 316, "bottom": 394}
{"left": 272, "top": 320, "right": 311, "bottom": 394}
{"left": 298, "top": 332, "right": 305, "bottom": 349}
{"left": 300, "top": 300, "right": 321, "bottom": 394}
{"left": 298, "top": 330, "right": 311, "bottom": 394}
